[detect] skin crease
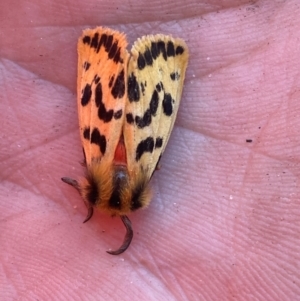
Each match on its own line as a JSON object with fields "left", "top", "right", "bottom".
{"left": 1, "top": 0, "right": 300, "bottom": 300}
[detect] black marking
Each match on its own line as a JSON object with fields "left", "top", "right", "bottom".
{"left": 111, "top": 70, "right": 125, "bottom": 99}
{"left": 83, "top": 61, "right": 91, "bottom": 71}
{"left": 108, "top": 75, "right": 115, "bottom": 88}
{"left": 83, "top": 127, "right": 90, "bottom": 140}
{"left": 144, "top": 48, "right": 153, "bottom": 66}
{"left": 134, "top": 86, "right": 159, "bottom": 128}
{"left": 114, "top": 47, "right": 121, "bottom": 63}
{"left": 94, "top": 82, "right": 114, "bottom": 122}
{"left": 162, "top": 93, "right": 174, "bottom": 116}
{"left": 135, "top": 110, "right": 151, "bottom": 128}
{"left": 91, "top": 128, "right": 106, "bottom": 155}
{"left": 108, "top": 41, "right": 118, "bottom": 60}
{"left": 151, "top": 42, "right": 158, "bottom": 60}
{"left": 176, "top": 45, "right": 184, "bottom": 55}
{"left": 167, "top": 41, "right": 175, "bottom": 57}
{"left": 95, "top": 88, "right": 114, "bottom": 122}
{"left": 126, "top": 113, "right": 134, "bottom": 124}
{"left": 105, "top": 35, "right": 113, "bottom": 53}
{"left": 155, "top": 137, "right": 163, "bottom": 148}
{"left": 97, "top": 34, "right": 107, "bottom": 52}
{"left": 94, "top": 75, "right": 100, "bottom": 84}
{"left": 157, "top": 41, "right": 167, "bottom": 60}
{"left": 109, "top": 191, "right": 121, "bottom": 209}
{"left": 137, "top": 53, "right": 146, "bottom": 70}
{"left": 82, "top": 35, "right": 91, "bottom": 45}
{"left": 136, "top": 137, "right": 155, "bottom": 161}
{"left": 81, "top": 84, "right": 92, "bottom": 106}
{"left": 128, "top": 73, "right": 140, "bottom": 102}
{"left": 86, "top": 175, "right": 99, "bottom": 205}
{"left": 156, "top": 82, "right": 163, "bottom": 92}
{"left": 246, "top": 139, "right": 253, "bottom": 143}
{"left": 91, "top": 33, "right": 99, "bottom": 50}
{"left": 140, "top": 82, "right": 145, "bottom": 95}
{"left": 170, "top": 71, "right": 180, "bottom": 81}
{"left": 131, "top": 180, "right": 148, "bottom": 211}
{"left": 95, "top": 83, "right": 103, "bottom": 107}
{"left": 98, "top": 106, "right": 113, "bottom": 122}
{"left": 109, "top": 169, "right": 127, "bottom": 210}
{"left": 114, "top": 110, "right": 122, "bottom": 119}
{"left": 150, "top": 90, "right": 159, "bottom": 116}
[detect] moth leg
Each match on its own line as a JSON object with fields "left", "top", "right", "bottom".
{"left": 106, "top": 215, "right": 133, "bottom": 255}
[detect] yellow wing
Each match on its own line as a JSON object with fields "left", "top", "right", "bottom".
{"left": 124, "top": 34, "right": 189, "bottom": 180}
{"left": 77, "top": 27, "right": 129, "bottom": 166}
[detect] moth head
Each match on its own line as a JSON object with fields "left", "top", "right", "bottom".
{"left": 81, "top": 162, "right": 152, "bottom": 216}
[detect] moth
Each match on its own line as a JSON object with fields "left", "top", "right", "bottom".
{"left": 62, "top": 27, "right": 189, "bottom": 255}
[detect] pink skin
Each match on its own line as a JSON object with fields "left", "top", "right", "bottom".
{"left": 1, "top": 0, "right": 300, "bottom": 300}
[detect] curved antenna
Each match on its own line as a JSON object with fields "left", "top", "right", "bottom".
{"left": 83, "top": 206, "right": 94, "bottom": 223}
{"left": 61, "top": 177, "right": 80, "bottom": 191}
{"left": 61, "top": 177, "right": 94, "bottom": 223}
{"left": 107, "top": 215, "right": 133, "bottom": 255}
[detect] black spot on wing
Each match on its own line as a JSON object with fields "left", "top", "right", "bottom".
{"left": 97, "top": 34, "right": 107, "bottom": 52}
{"left": 131, "top": 84, "right": 159, "bottom": 128}
{"left": 83, "top": 127, "right": 90, "bottom": 140}
{"left": 94, "top": 75, "right": 100, "bottom": 84}
{"left": 151, "top": 42, "right": 158, "bottom": 60}
{"left": 81, "top": 84, "right": 92, "bottom": 106}
{"left": 170, "top": 72, "right": 180, "bottom": 81}
{"left": 128, "top": 73, "right": 140, "bottom": 102}
{"left": 126, "top": 113, "right": 134, "bottom": 124}
{"left": 91, "top": 128, "right": 106, "bottom": 155}
{"left": 111, "top": 69, "right": 125, "bottom": 99}
{"left": 136, "top": 137, "right": 154, "bottom": 161}
{"left": 150, "top": 90, "right": 159, "bottom": 115}
{"left": 105, "top": 35, "right": 113, "bottom": 52}
{"left": 114, "top": 110, "right": 122, "bottom": 119}
{"left": 162, "top": 93, "right": 174, "bottom": 116}
{"left": 108, "top": 41, "right": 118, "bottom": 60}
{"left": 156, "top": 82, "right": 163, "bottom": 92}
{"left": 167, "top": 41, "right": 175, "bottom": 57}
{"left": 95, "top": 82, "right": 103, "bottom": 107}
{"left": 114, "top": 47, "right": 121, "bottom": 63}
{"left": 144, "top": 48, "right": 153, "bottom": 66}
{"left": 91, "top": 33, "right": 99, "bottom": 50}
{"left": 83, "top": 61, "right": 91, "bottom": 71}
{"left": 95, "top": 82, "right": 114, "bottom": 122}
{"left": 137, "top": 53, "right": 146, "bottom": 70}
{"left": 157, "top": 41, "right": 167, "bottom": 60}
{"left": 135, "top": 110, "right": 151, "bottom": 128}
{"left": 155, "top": 137, "right": 163, "bottom": 148}
{"left": 82, "top": 35, "right": 91, "bottom": 45}
{"left": 176, "top": 45, "right": 184, "bottom": 55}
